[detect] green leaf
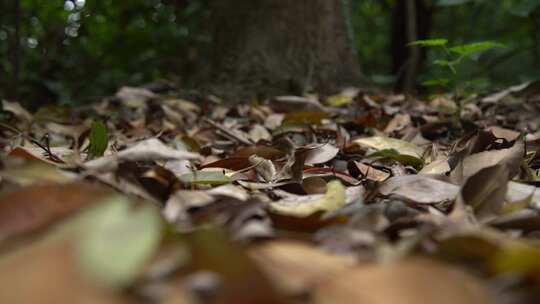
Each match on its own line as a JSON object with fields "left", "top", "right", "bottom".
{"left": 89, "top": 120, "right": 108, "bottom": 157}
{"left": 433, "top": 59, "right": 453, "bottom": 67}
{"left": 435, "top": 0, "right": 472, "bottom": 6}
{"left": 179, "top": 170, "right": 232, "bottom": 185}
{"left": 367, "top": 149, "right": 424, "bottom": 170}
{"left": 75, "top": 196, "right": 163, "bottom": 288}
{"left": 408, "top": 39, "right": 448, "bottom": 47}
{"left": 422, "top": 78, "right": 450, "bottom": 87}
{"left": 449, "top": 41, "right": 505, "bottom": 56}
{"left": 510, "top": 0, "right": 540, "bottom": 17}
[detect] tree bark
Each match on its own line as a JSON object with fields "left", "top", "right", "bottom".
{"left": 392, "top": 0, "right": 432, "bottom": 93}
{"left": 206, "top": 0, "right": 364, "bottom": 97}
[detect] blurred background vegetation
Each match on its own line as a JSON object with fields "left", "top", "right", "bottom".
{"left": 1, "top": 0, "right": 540, "bottom": 106}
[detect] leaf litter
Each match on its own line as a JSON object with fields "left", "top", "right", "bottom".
{"left": 3, "top": 81, "right": 540, "bottom": 303}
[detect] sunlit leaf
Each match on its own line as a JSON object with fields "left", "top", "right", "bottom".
{"left": 325, "top": 94, "right": 353, "bottom": 107}
{"left": 449, "top": 41, "right": 505, "bottom": 56}
{"left": 269, "top": 180, "right": 346, "bottom": 217}
{"left": 179, "top": 170, "right": 232, "bottom": 185}
{"left": 409, "top": 38, "right": 448, "bottom": 47}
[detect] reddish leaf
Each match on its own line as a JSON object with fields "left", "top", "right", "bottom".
{"left": 0, "top": 182, "right": 112, "bottom": 242}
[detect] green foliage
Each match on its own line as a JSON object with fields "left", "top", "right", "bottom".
{"left": 449, "top": 41, "right": 505, "bottom": 56}
{"left": 1, "top": 0, "right": 209, "bottom": 105}
{"left": 409, "top": 39, "right": 448, "bottom": 47}
{"left": 413, "top": 39, "right": 505, "bottom": 92}
{"left": 511, "top": 0, "right": 540, "bottom": 16}
{"left": 2, "top": 0, "right": 540, "bottom": 103}
{"left": 412, "top": 38, "right": 505, "bottom": 118}
{"left": 89, "top": 120, "right": 108, "bottom": 158}
{"left": 435, "top": 0, "right": 473, "bottom": 6}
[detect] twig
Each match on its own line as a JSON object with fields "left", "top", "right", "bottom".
{"left": 202, "top": 118, "right": 253, "bottom": 146}
{"left": 0, "top": 122, "right": 64, "bottom": 163}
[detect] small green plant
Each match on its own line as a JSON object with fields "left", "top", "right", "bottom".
{"left": 409, "top": 39, "right": 504, "bottom": 119}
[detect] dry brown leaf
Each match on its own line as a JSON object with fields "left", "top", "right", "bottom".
{"left": 379, "top": 175, "right": 459, "bottom": 204}
{"left": 455, "top": 138, "right": 524, "bottom": 182}
{"left": 0, "top": 182, "right": 112, "bottom": 243}
{"left": 458, "top": 164, "right": 509, "bottom": 221}
{"left": 0, "top": 238, "right": 127, "bottom": 304}
{"left": 304, "top": 143, "right": 340, "bottom": 165}
{"left": 84, "top": 138, "right": 200, "bottom": 172}
{"left": 314, "top": 257, "right": 492, "bottom": 304}
{"left": 249, "top": 240, "right": 356, "bottom": 295}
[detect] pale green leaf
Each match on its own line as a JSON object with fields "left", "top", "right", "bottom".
{"left": 449, "top": 42, "right": 505, "bottom": 56}
{"left": 75, "top": 196, "right": 163, "bottom": 288}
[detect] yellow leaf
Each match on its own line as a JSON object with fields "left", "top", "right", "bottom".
{"left": 325, "top": 94, "right": 353, "bottom": 107}
{"left": 269, "top": 180, "right": 346, "bottom": 217}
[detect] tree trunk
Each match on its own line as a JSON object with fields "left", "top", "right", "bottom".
{"left": 206, "top": 0, "right": 364, "bottom": 97}
{"left": 392, "top": 0, "right": 432, "bottom": 93}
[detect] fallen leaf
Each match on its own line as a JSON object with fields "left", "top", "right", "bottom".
{"left": 314, "top": 257, "right": 492, "bottom": 304}
{"left": 379, "top": 175, "right": 459, "bottom": 204}
{"left": 304, "top": 143, "right": 340, "bottom": 165}
{"left": 458, "top": 164, "right": 509, "bottom": 221}
{"left": 284, "top": 111, "right": 332, "bottom": 125}
{"left": 2, "top": 99, "right": 33, "bottom": 122}
{"left": 115, "top": 86, "right": 157, "bottom": 107}
{"left": 269, "top": 180, "right": 347, "bottom": 217}
{"left": 249, "top": 240, "right": 356, "bottom": 295}
{"left": 506, "top": 181, "right": 540, "bottom": 208}
{"left": 0, "top": 238, "right": 126, "bottom": 304}
{"left": 350, "top": 136, "right": 424, "bottom": 158}
{"left": 178, "top": 170, "right": 232, "bottom": 185}
{"left": 84, "top": 138, "right": 200, "bottom": 172}
{"left": 74, "top": 195, "right": 163, "bottom": 288}
{"left": 325, "top": 94, "right": 353, "bottom": 107}
{"left": 366, "top": 148, "right": 424, "bottom": 169}
{"left": 0, "top": 182, "right": 111, "bottom": 243}
{"left": 348, "top": 161, "right": 390, "bottom": 182}
{"left": 454, "top": 138, "right": 524, "bottom": 182}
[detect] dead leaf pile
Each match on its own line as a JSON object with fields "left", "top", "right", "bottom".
{"left": 3, "top": 82, "right": 540, "bottom": 303}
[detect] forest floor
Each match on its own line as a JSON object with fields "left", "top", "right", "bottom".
{"left": 1, "top": 82, "right": 540, "bottom": 303}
